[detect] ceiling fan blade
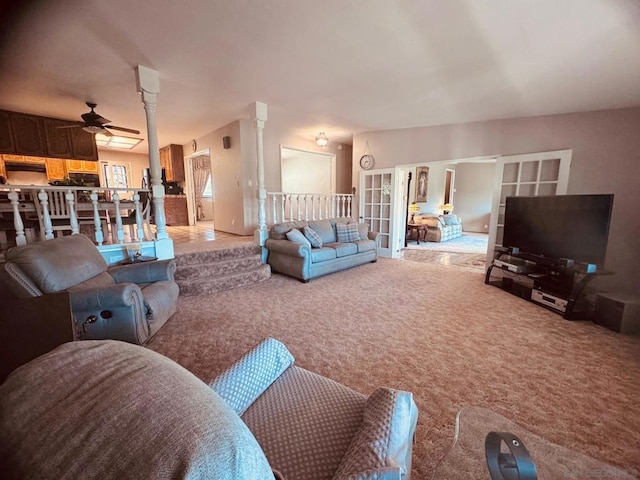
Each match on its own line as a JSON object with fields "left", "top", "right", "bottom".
{"left": 104, "top": 125, "right": 141, "bottom": 135}
{"left": 56, "top": 124, "right": 82, "bottom": 129}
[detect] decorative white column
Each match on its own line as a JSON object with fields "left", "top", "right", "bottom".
{"left": 253, "top": 101, "right": 268, "bottom": 251}
{"left": 135, "top": 65, "right": 174, "bottom": 260}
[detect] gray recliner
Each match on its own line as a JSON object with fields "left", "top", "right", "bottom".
{"left": 1, "top": 234, "right": 178, "bottom": 345}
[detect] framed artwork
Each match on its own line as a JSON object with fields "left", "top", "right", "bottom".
{"left": 415, "top": 166, "right": 429, "bottom": 203}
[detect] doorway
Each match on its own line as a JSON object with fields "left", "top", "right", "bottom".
{"left": 184, "top": 150, "right": 214, "bottom": 227}
{"left": 444, "top": 169, "right": 455, "bottom": 205}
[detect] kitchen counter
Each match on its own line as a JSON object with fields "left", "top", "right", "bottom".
{"left": 164, "top": 195, "right": 188, "bottom": 226}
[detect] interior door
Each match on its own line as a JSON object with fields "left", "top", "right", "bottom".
{"left": 486, "top": 149, "right": 572, "bottom": 264}
{"left": 359, "top": 168, "right": 396, "bottom": 258}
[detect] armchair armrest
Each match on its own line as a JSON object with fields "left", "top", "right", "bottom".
{"left": 265, "top": 238, "right": 311, "bottom": 258}
{"left": 69, "top": 283, "right": 148, "bottom": 344}
{"left": 107, "top": 259, "right": 176, "bottom": 284}
{"left": 368, "top": 231, "right": 380, "bottom": 244}
{"left": 69, "top": 283, "right": 143, "bottom": 311}
{"left": 210, "top": 338, "right": 295, "bottom": 416}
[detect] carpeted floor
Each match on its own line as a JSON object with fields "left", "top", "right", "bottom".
{"left": 405, "top": 232, "right": 489, "bottom": 254}
{"left": 147, "top": 258, "right": 640, "bottom": 479}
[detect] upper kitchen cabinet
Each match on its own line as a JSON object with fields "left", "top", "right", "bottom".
{"left": 0, "top": 111, "right": 15, "bottom": 153}
{"left": 68, "top": 127, "right": 98, "bottom": 160}
{"left": 0, "top": 110, "right": 98, "bottom": 161}
{"left": 43, "top": 118, "right": 73, "bottom": 158}
{"left": 159, "top": 144, "right": 185, "bottom": 182}
{"left": 10, "top": 113, "right": 46, "bottom": 156}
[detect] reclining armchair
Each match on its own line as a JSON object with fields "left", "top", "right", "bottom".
{"left": 1, "top": 234, "right": 178, "bottom": 345}
{"left": 0, "top": 338, "right": 418, "bottom": 480}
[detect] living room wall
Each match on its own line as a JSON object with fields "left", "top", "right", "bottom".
{"left": 352, "top": 107, "right": 640, "bottom": 296}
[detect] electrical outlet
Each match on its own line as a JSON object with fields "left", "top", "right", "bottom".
{"left": 248, "top": 180, "right": 253, "bottom": 187}
{"left": 484, "top": 224, "right": 489, "bottom": 229}
{"left": 231, "top": 219, "right": 236, "bottom": 226}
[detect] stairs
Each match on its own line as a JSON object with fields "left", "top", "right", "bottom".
{"left": 174, "top": 243, "right": 271, "bottom": 296}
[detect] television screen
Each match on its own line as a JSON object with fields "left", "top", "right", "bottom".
{"left": 503, "top": 194, "right": 614, "bottom": 266}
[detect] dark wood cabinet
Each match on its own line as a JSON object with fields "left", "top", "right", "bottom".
{"left": 0, "top": 111, "right": 15, "bottom": 153}
{"left": 69, "top": 127, "right": 98, "bottom": 160}
{"left": 0, "top": 110, "right": 98, "bottom": 161}
{"left": 43, "top": 118, "right": 73, "bottom": 158}
{"left": 11, "top": 113, "right": 46, "bottom": 156}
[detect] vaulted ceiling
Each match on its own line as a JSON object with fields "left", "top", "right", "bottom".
{"left": 1, "top": 0, "right": 639, "bottom": 153}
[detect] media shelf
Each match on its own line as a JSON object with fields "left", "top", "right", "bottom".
{"left": 485, "top": 250, "right": 613, "bottom": 320}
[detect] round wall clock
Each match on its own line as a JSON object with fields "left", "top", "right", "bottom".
{"left": 359, "top": 154, "right": 375, "bottom": 170}
{"left": 191, "top": 139, "right": 197, "bottom": 152}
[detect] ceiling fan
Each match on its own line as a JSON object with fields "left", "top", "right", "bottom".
{"left": 57, "top": 102, "right": 140, "bottom": 136}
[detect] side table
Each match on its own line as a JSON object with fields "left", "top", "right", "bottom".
{"left": 407, "top": 223, "right": 428, "bottom": 245}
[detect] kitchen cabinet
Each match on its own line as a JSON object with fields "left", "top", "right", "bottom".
{"left": 0, "top": 110, "right": 98, "bottom": 161}
{"left": 10, "top": 113, "right": 46, "bottom": 156}
{"left": 43, "top": 118, "right": 73, "bottom": 158}
{"left": 45, "top": 158, "right": 67, "bottom": 180}
{"left": 0, "top": 111, "right": 15, "bottom": 153}
{"left": 159, "top": 144, "right": 185, "bottom": 182}
{"left": 69, "top": 127, "right": 98, "bottom": 161}
{"left": 66, "top": 160, "right": 98, "bottom": 173}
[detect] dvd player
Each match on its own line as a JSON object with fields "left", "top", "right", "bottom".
{"left": 493, "top": 255, "right": 537, "bottom": 273}
{"left": 531, "top": 290, "right": 568, "bottom": 313}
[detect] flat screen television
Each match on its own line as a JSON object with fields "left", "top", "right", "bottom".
{"left": 503, "top": 194, "right": 614, "bottom": 267}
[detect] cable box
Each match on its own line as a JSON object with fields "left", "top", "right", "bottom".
{"left": 531, "top": 290, "right": 568, "bottom": 313}
{"left": 494, "top": 255, "right": 537, "bottom": 273}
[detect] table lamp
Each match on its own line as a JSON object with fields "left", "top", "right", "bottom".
{"left": 442, "top": 203, "right": 454, "bottom": 214}
{"left": 409, "top": 203, "right": 421, "bottom": 223}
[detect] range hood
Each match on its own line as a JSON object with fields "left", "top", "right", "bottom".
{"left": 5, "top": 162, "right": 47, "bottom": 173}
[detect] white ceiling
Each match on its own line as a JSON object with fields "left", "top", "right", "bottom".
{"left": 1, "top": 0, "right": 639, "bottom": 153}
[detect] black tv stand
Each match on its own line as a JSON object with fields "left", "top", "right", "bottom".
{"left": 485, "top": 250, "right": 612, "bottom": 320}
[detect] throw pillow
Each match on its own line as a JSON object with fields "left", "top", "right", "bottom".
{"left": 336, "top": 223, "right": 361, "bottom": 243}
{"left": 442, "top": 214, "right": 461, "bottom": 226}
{"left": 303, "top": 226, "right": 323, "bottom": 248}
{"left": 356, "top": 223, "right": 369, "bottom": 241}
{"left": 285, "top": 228, "right": 311, "bottom": 247}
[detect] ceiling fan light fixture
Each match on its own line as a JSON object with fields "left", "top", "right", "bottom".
{"left": 315, "top": 132, "right": 329, "bottom": 147}
{"left": 83, "top": 125, "right": 105, "bottom": 134}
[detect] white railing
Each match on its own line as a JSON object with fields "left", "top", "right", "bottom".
{"left": 0, "top": 185, "right": 154, "bottom": 250}
{"left": 267, "top": 192, "right": 354, "bottom": 224}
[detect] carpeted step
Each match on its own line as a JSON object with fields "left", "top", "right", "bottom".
{"left": 175, "top": 244, "right": 262, "bottom": 267}
{"left": 177, "top": 264, "right": 271, "bottom": 296}
{"left": 175, "top": 254, "right": 263, "bottom": 281}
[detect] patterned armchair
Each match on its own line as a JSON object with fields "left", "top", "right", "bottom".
{"left": 416, "top": 213, "right": 463, "bottom": 242}
{"left": 212, "top": 338, "right": 419, "bottom": 480}
{"left": 1, "top": 339, "right": 418, "bottom": 480}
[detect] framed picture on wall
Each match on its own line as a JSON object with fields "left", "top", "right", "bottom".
{"left": 415, "top": 166, "right": 429, "bottom": 203}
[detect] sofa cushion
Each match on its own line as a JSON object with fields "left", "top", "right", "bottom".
{"left": 333, "top": 388, "right": 418, "bottom": 479}
{"left": 308, "top": 220, "right": 337, "bottom": 244}
{"left": 286, "top": 228, "right": 312, "bottom": 247}
{"left": 5, "top": 234, "right": 108, "bottom": 294}
{"left": 355, "top": 239, "right": 377, "bottom": 253}
{"left": 242, "top": 366, "right": 366, "bottom": 480}
{"left": 0, "top": 340, "right": 274, "bottom": 480}
{"left": 336, "top": 223, "right": 361, "bottom": 243}
{"left": 271, "top": 221, "right": 308, "bottom": 240}
{"left": 419, "top": 215, "right": 444, "bottom": 228}
{"left": 311, "top": 247, "right": 337, "bottom": 262}
{"left": 326, "top": 242, "right": 358, "bottom": 257}
{"left": 303, "top": 226, "right": 323, "bottom": 248}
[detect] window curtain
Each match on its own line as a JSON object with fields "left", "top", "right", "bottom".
{"left": 192, "top": 156, "right": 210, "bottom": 220}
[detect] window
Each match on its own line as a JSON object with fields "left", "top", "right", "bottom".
{"left": 202, "top": 173, "right": 213, "bottom": 198}
{"left": 102, "top": 163, "right": 130, "bottom": 189}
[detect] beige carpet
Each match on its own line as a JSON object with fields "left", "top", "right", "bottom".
{"left": 147, "top": 258, "right": 640, "bottom": 479}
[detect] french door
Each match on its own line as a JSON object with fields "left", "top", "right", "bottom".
{"left": 486, "top": 149, "right": 572, "bottom": 264}
{"left": 359, "top": 168, "right": 398, "bottom": 258}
